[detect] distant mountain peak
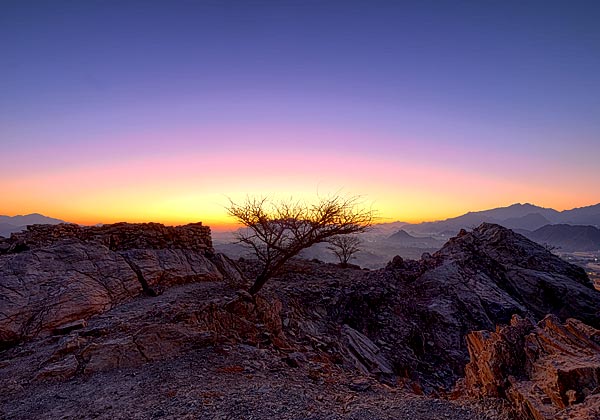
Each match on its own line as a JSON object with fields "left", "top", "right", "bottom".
{"left": 388, "top": 229, "right": 416, "bottom": 240}
{"left": 0, "top": 213, "right": 68, "bottom": 238}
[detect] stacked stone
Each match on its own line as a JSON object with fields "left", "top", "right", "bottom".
{"left": 4, "top": 222, "right": 213, "bottom": 254}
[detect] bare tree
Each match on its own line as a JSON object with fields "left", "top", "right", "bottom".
{"left": 328, "top": 235, "right": 361, "bottom": 268}
{"left": 227, "top": 195, "right": 374, "bottom": 295}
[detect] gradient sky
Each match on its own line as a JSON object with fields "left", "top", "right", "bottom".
{"left": 1, "top": 1, "right": 599, "bottom": 228}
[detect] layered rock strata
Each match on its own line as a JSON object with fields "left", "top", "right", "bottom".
{"left": 0, "top": 222, "right": 222, "bottom": 347}
{"left": 464, "top": 314, "right": 600, "bottom": 419}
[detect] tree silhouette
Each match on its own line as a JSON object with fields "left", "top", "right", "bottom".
{"left": 227, "top": 195, "right": 373, "bottom": 294}
{"left": 328, "top": 235, "right": 361, "bottom": 268}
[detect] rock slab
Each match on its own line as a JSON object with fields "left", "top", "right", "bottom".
{"left": 0, "top": 222, "right": 221, "bottom": 347}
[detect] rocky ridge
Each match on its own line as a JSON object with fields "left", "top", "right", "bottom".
{"left": 1, "top": 222, "right": 599, "bottom": 419}
{"left": 312, "top": 223, "right": 600, "bottom": 391}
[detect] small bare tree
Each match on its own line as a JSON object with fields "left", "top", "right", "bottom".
{"left": 227, "top": 195, "right": 374, "bottom": 294}
{"left": 328, "top": 235, "right": 361, "bottom": 268}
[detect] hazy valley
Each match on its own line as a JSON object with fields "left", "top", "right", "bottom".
{"left": 212, "top": 202, "right": 600, "bottom": 286}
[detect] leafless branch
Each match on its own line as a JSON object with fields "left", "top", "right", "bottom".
{"left": 227, "top": 194, "right": 374, "bottom": 294}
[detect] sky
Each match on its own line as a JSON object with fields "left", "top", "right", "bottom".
{"left": 1, "top": 0, "right": 599, "bottom": 228}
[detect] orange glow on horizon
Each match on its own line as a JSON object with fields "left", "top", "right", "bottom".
{"left": 2, "top": 148, "right": 598, "bottom": 230}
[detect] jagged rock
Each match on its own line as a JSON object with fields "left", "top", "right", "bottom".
{"left": 385, "top": 223, "right": 600, "bottom": 387}
{"left": 279, "top": 223, "right": 600, "bottom": 391}
{"left": 223, "top": 294, "right": 288, "bottom": 348}
{"left": 34, "top": 355, "right": 79, "bottom": 381}
{"left": 211, "top": 253, "right": 248, "bottom": 288}
{"left": 0, "top": 280, "right": 294, "bottom": 389}
{"left": 341, "top": 324, "right": 394, "bottom": 380}
{"left": 119, "top": 248, "right": 223, "bottom": 288}
{"left": 463, "top": 315, "right": 535, "bottom": 398}
{"left": 1, "top": 221, "right": 599, "bottom": 411}
{"left": 431, "top": 223, "right": 599, "bottom": 327}
{"left": 464, "top": 314, "right": 600, "bottom": 419}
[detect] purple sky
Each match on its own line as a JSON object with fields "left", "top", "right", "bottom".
{"left": 1, "top": 1, "right": 599, "bottom": 225}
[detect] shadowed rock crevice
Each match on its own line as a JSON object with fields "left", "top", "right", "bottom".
{"left": 120, "top": 253, "right": 157, "bottom": 296}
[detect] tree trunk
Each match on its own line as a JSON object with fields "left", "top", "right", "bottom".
{"left": 249, "top": 272, "right": 269, "bottom": 295}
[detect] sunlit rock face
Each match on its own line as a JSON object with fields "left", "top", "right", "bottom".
{"left": 464, "top": 314, "right": 600, "bottom": 420}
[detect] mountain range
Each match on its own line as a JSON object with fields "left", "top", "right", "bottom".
{"left": 0, "top": 214, "right": 66, "bottom": 238}
{"left": 400, "top": 202, "right": 600, "bottom": 236}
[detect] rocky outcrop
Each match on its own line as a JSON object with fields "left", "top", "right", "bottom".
{"left": 373, "top": 224, "right": 600, "bottom": 390}
{"left": 276, "top": 224, "right": 600, "bottom": 391}
{"left": 119, "top": 248, "right": 222, "bottom": 291}
{"left": 429, "top": 223, "right": 599, "bottom": 327}
{"left": 0, "top": 240, "right": 142, "bottom": 347}
{"left": 0, "top": 222, "right": 224, "bottom": 348}
{"left": 463, "top": 314, "right": 600, "bottom": 420}
{"left": 2, "top": 222, "right": 212, "bottom": 253}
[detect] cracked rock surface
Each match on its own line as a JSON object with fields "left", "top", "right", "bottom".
{"left": 0, "top": 223, "right": 221, "bottom": 347}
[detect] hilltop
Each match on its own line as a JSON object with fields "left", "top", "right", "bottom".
{"left": 1, "top": 222, "right": 600, "bottom": 418}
